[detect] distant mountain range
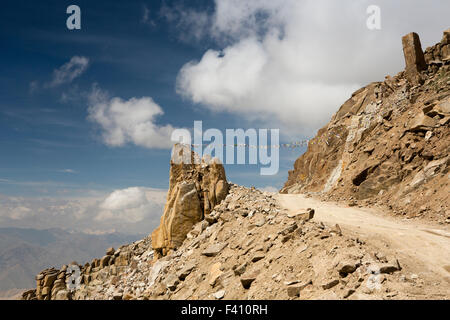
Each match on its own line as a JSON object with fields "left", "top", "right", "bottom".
{"left": 0, "top": 227, "right": 143, "bottom": 298}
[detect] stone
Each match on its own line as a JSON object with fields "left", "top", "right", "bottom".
{"left": 112, "top": 292, "right": 123, "bottom": 300}
{"left": 254, "top": 217, "right": 266, "bottom": 227}
{"left": 280, "top": 221, "right": 298, "bottom": 236}
{"left": 43, "top": 272, "right": 58, "bottom": 287}
{"left": 177, "top": 261, "right": 196, "bottom": 280}
{"left": 286, "top": 285, "right": 301, "bottom": 297}
{"left": 209, "top": 263, "right": 223, "bottom": 287}
{"left": 343, "top": 289, "right": 356, "bottom": 299}
{"left": 240, "top": 271, "right": 259, "bottom": 289}
{"left": 423, "top": 99, "right": 450, "bottom": 118}
{"left": 322, "top": 279, "right": 340, "bottom": 290}
{"left": 106, "top": 247, "right": 115, "bottom": 256}
{"left": 100, "top": 255, "right": 111, "bottom": 268}
{"left": 251, "top": 253, "right": 265, "bottom": 263}
{"left": 205, "top": 215, "right": 218, "bottom": 225}
{"left": 213, "top": 290, "right": 225, "bottom": 300}
{"left": 402, "top": 32, "right": 426, "bottom": 84}
{"left": 338, "top": 261, "right": 358, "bottom": 276}
{"left": 215, "top": 180, "right": 229, "bottom": 204}
{"left": 202, "top": 243, "right": 227, "bottom": 257}
{"left": 165, "top": 274, "right": 179, "bottom": 291}
{"left": 151, "top": 146, "right": 228, "bottom": 257}
{"left": 287, "top": 208, "right": 314, "bottom": 221}
{"left": 379, "top": 259, "right": 401, "bottom": 274}
{"left": 408, "top": 113, "right": 437, "bottom": 132}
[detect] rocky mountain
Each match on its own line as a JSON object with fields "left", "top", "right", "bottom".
{"left": 0, "top": 227, "right": 141, "bottom": 297}
{"left": 21, "top": 30, "right": 449, "bottom": 301}
{"left": 282, "top": 30, "right": 449, "bottom": 224}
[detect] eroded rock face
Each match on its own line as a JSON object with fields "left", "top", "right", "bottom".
{"left": 282, "top": 30, "right": 449, "bottom": 223}
{"left": 151, "top": 145, "right": 229, "bottom": 258}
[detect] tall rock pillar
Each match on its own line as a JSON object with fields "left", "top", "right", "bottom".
{"left": 402, "top": 32, "right": 426, "bottom": 85}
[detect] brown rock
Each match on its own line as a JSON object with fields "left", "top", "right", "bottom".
{"left": 202, "top": 243, "right": 227, "bottom": 257}
{"left": 322, "top": 279, "right": 340, "bottom": 290}
{"left": 379, "top": 259, "right": 401, "bottom": 274}
{"left": 165, "top": 274, "right": 180, "bottom": 291}
{"left": 338, "top": 261, "right": 358, "bottom": 276}
{"left": 177, "top": 261, "right": 196, "bottom": 280}
{"left": 43, "top": 272, "right": 58, "bottom": 287}
{"left": 286, "top": 285, "right": 301, "bottom": 297}
{"left": 251, "top": 253, "right": 265, "bottom": 263}
{"left": 151, "top": 145, "right": 228, "bottom": 257}
{"left": 402, "top": 32, "right": 426, "bottom": 84}
{"left": 240, "top": 271, "right": 259, "bottom": 289}
{"left": 100, "top": 255, "right": 111, "bottom": 268}
{"left": 209, "top": 262, "right": 223, "bottom": 288}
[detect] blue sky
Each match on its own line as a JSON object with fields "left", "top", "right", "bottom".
{"left": 0, "top": 0, "right": 448, "bottom": 234}
{"left": 0, "top": 0, "right": 304, "bottom": 198}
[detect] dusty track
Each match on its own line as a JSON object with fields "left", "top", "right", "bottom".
{"left": 277, "top": 194, "right": 450, "bottom": 287}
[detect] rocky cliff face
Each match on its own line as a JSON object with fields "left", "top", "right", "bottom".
{"left": 282, "top": 30, "right": 450, "bottom": 224}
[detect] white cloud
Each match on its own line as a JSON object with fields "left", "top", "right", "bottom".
{"left": 160, "top": 2, "right": 211, "bottom": 42}
{"left": 87, "top": 86, "right": 178, "bottom": 149}
{"left": 175, "top": 0, "right": 450, "bottom": 135}
{"left": 46, "top": 56, "right": 89, "bottom": 88}
{"left": 8, "top": 206, "right": 33, "bottom": 220}
{"left": 96, "top": 187, "right": 165, "bottom": 223}
{"left": 0, "top": 188, "right": 167, "bottom": 234}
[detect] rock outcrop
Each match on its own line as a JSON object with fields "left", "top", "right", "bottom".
{"left": 151, "top": 145, "right": 229, "bottom": 258}
{"left": 282, "top": 30, "right": 450, "bottom": 223}
{"left": 402, "top": 32, "right": 427, "bottom": 85}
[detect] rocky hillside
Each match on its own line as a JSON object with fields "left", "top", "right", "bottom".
{"left": 22, "top": 184, "right": 448, "bottom": 300}
{"left": 282, "top": 30, "right": 450, "bottom": 224}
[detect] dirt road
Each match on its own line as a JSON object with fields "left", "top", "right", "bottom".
{"left": 277, "top": 194, "right": 450, "bottom": 285}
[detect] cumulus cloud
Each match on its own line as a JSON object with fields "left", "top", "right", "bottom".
{"left": 175, "top": 0, "right": 450, "bottom": 134}
{"left": 87, "top": 85, "right": 178, "bottom": 149}
{"left": 0, "top": 188, "right": 167, "bottom": 234}
{"left": 96, "top": 187, "right": 165, "bottom": 223}
{"left": 46, "top": 56, "right": 89, "bottom": 88}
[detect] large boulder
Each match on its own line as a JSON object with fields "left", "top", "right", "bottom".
{"left": 151, "top": 145, "right": 229, "bottom": 258}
